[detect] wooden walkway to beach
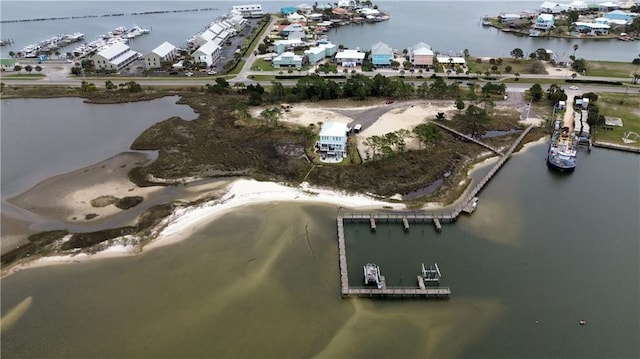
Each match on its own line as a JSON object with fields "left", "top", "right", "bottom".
{"left": 434, "top": 122, "right": 503, "bottom": 155}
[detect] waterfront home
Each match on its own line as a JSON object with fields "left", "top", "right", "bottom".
{"left": 192, "top": 29, "right": 216, "bottom": 48}
{"left": 92, "top": 42, "right": 140, "bottom": 71}
{"left": 144, "top": 41, "right": 178, "bottom": 69}
{"left": 604, "top": 10, "right": 636, "bottom": 23}
{"left": 272, "top": 51, "right": 304, "bottom": 68}
{"left": 319, "top": 42, "right": 338, "bottom": 57}
{"left": 281, "top": 6, "right": 297, "bottom": 15}
{"left": 227, "top": 14, "right": 248, "bottom": 31}
{"left": 334, "top": 49, "right": 366, "bottom": 67}
{"left": 273, "top": 39, "right": 306, "bottom": 54}
{"left": 569, "top": 0, "right": 588, "bottom": 11}
{"left": 594, "top": 16, "right": 627, "bottom": 26}
{"left": 231, "top": 4, "right": 264, "bottom": 18}
{"left": 540, "top": 1, "right": 567, "bottom": 13}
{"left": 370, "top": 42, "right": 394, "bottom": 67}
{"left": 499, "top": 13, "right": 530, "bottom": 27}
{"left": 288, "top": 13, "right": 307, "bottom": 23}
{"left": 318, "top": 122, "right": 348, "bottom": 161}
{"left": 337, "top": 0, "right": 356, "bottom": 9}
{"left": 297, "top": 3, "right": 314, "bottom": 14}
{"left": 534, "top": 14, "right": 555, "bottom": 30}
{"left": 574, "top": 21, "right": 610, "bottom": 34}
{"left": 193, "top": 40, "right": 222, "bottom": 67}
{"left": 282, "top": 23, "right": 305, "bottom": 36}
{"left": 305, "top": 46, "right": 326, "bottom": 65}
{"left": 218, "top": 29, "right": 233, "bottom": 42}
{"left": 598, "top": 1, "right": 620, "bottom": 11}
{"left": 409, "top": 42, "right": 434, "bottom": 69}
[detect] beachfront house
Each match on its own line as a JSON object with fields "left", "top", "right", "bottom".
{"left": 337, "top": 0, "right": 356, "bottom": 9}
{"left": 317, "top": 122, "right": 348, "bottom": 161}
{"left": 409, "top": 42, "right": 434, "bottom": 69}
{"left": 574, "top": 21, "right": 610, "bottom": 34}
{"left": 539, "top": 1, "right": 566, "bottom": 13}
{"left": 334, "top": 49, "right": 366, "bottom": 67}
{"left": 272, "top": 51, "right": 304, "bottom": 68}
{"left": 319, "top": 43, "right": 338, "bottom": 57}
{"left": 282, "top": 23, "right": 305, "bottom": 36}
{"left": 297, "top": 3, "right": 314, "bottom": 14}
{"left": 304, "top": 46, "right": 326, "bottom": 65}
{"left": 280, "top": 6, "right": 297, "bottom": 15}
{"left": 92, "top": 42, "right": 140, "bottom": 71}
{"left": 288, "top": 13, "right": 307, "bottom": 23}
{"left": 144, "top": 41, "right": 178, "bottom": 69}
{"left": 226, "top": 14, "right": 248, "bottom": 32}
{"left": 598, "top": 1, "right": 620, "bottom": 11}
{"left": 273, "top": 39, "right": 306, "bottom": 54}
{"left": 231, "top": 4, "right": 264, "bottom": 18}
{"left": 569, "top": 0, "right": 588, "bottom": 11}
{"left": 604, "top": 10, "right": 635, "bottom": 23}
{"left": 534, "top": 14, "right": 555, "bottom": 30}
{"left": 193, "top": 40, "right": 222, "bottom": 67}
{"left": 370, "top": 42, "right": 394, "bottom": 67}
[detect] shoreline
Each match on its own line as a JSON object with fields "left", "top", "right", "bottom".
{"left": 1, "top": 134, "right": 550, "bottom": 278}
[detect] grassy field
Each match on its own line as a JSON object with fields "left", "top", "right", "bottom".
{"left": 586, "top": 61, "right": 640, "bottom": 78}
{"left": 467, "top": 58, "right": 540, "bottom": 75}
{"left": 0, "top": 73, "right": 46, "bottom": 79}
{"left": 593, "top": 93, "right": 640, "bottom": 147}
{"left": 251, "top": 58, "right": 275, "bottom": 71}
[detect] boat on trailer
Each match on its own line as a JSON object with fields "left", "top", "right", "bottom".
{"left": 363, "top": 263, "right": 383, "bottom": 289}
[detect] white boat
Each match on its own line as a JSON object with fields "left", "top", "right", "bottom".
{"left": 363, "top": 263, "right": 382, "bottom": 288}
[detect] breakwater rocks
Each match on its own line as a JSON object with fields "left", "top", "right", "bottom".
{"left": 1, "top": 7, "right": 219, "bottom": 24}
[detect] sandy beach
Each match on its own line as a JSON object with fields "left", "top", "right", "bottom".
{"left": 7, "top": 152, "right": 164, "bottom": 224}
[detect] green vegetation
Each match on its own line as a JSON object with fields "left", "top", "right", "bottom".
{"left": 0, "top": 73, "right": 46, "bottom": 79}
{"left": 251, "top": 58, "right": 275, "bottom": 71}
{"left": 592, "top": 93, "right": 640, "bottom": 147}
{"left": 467, "top": 57, "right": 542, "bottom": 76}
{"left": 583, "top": 61, "right": 640, "bottom": 78}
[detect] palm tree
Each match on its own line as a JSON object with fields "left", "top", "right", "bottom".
{"left": 35, "top": 65, "right": 42, "bottom": 73}
{"left": 572, "top": 44, "right": 579, "bottom": 59}
{"left": 8, "top": 51, "right": 15, "bottom": 59}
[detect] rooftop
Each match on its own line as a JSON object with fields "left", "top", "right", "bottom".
{"left": 151, "top": 41, "right": 177, "bottom": 57}
{"left": 320, "top": 122, "right": 348, "bottom": 137}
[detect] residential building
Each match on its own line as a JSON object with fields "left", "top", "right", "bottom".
{"left": 273, "top": 39, "right": 306, "bottom": 54}
{"left": 227, "top": 14, "right": 248, "bottom": 32}
{"left": 604, "top": 10, "right": 635, "bottom": 23}
{"left": 318, "top": 122, "right": 348, "bottom": 160}
{"left": 272, "top": 51, "right": 304, "bottom": 68}
{"left": 282, "top": 23, "right": 305, "bottom": 36}
{"left": 598, "top": 1, "right": 620, "bottom": 11}
{"left": 288, "top": 13, "right": 307, "bottom": 23}
{"left": 319, "top": 43, "right": 338, "bottom": 57}
{"left": 281, "top": 6, "right": 297, "bottom": 15}
{"left": 92, "top": 42, "right": 140, "bottom": 71}
{"left": 334, "top": 49, "right": 366, "bottom": 67}
{"left": 569, "top": 0, "right": 588, "bottom": 11}
{"left": 539, "top": 1, "right": 567, "bottom": 13}
{"left": 193, "top": 30, "right": 217, "bottom": 48}
{"left": 304, "top": 46, "right": 326, "bottom": 65}
{"left": 574, "top": 21, "right": 610, "bottom": 34}
{"left": 144, "top": 41, "right": 178, "bottom": 69}
{"left": 534, "top": 13, "right": 555, "bottom": 30}
{"left": 193, "top": 40, "right": 222, "bottom": 67}
{"left": 297, "top": 3, "right": 314, "bottom": 14}
{"left": 231, "top": 4, "right": 264, "bottom": 18}
{"left": 409, "top": 42, "right": 434, "bottom": 68}
{"left": 337, "top": 0, "right": 355, "bottom": 8}
{"left": 370, "top": 42, "right": 394, "bottom": 67}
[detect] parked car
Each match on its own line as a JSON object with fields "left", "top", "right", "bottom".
{"left": 169, "top": 71, "right": 178, "bottom": 75}
{"left": 185, "top": 71, "right": 194, "bottom": 77}
{"left": 353, "top": 124, "right": 362, "bottom": 133}
{"left": 207, "top": 70, "right": 217, "bottom": 75}
{"left": 385, "top": 99, "right": 394, "bottom": 104}
{"left": 569, "top": 85, "right": 579, "bottom": 90}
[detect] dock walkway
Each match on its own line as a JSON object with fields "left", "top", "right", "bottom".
{"left": 434, "top": 122, "right": 503, "bottom": 155}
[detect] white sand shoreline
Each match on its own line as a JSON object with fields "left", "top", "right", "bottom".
{"left": 1, "top": 179, "right": 406, "bottom": 277}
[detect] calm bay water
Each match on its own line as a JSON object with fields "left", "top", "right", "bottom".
{"left": 0, "top": 96, "right": 196, "bottom": 200}
{"left": 1, "top": 1, "right": 638, "bottom": 61}
{"left": 2, "top": 141, "right": 638, "bottom": 358}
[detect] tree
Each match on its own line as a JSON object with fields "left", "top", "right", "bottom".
{"left": 463, "top": 49, "right": 470, "bottom": 58}
{"left": 13, "top": 65, "right": 22, "bottom": 72}
{"left": 529, "top": 83, "right": 544, "bottom": 101}
{"left": 514, "top": 72, "right": 520, "bottom": 81}
{"left": 24, "top": 65, "right": 33, "bottom": 73}
{"left": 572, "top": 44, "right": 579, "bottom": 59}
{"left": 567, "top": 11, "right": 579, "bottom": 23}
{"left": 35, "top": 65, "right": 42, "bottom": 73}
{"left": 461, "top": 104, "right": 490, "bottom": 138}
{"left": 455, "top": 97, "right": 465, "bottom": 114}
{"left": 572, "top": 58, "right": 587, "bottom": 73}
{"left": 571, "top": 72, "right": 577, "bottom": 79}
{"left": 511, "top": 47, "right": 524, "bottom": 60}
{"left": 547, "top": 84, "right": 567, "bottom": 105}
{"left": 55, "top": 50, "right": 61, "bottom": 59}
{"left": 413, "top": 123, "right": 443, "bottom": 149}
{"left": 505, "top": 65, "right": 512, "bottom": 73}
{"left": 105, "top": 80, "right": 117, "bottom": 90}
{"left": 8, "top": 51, "right": 15, "bottom": 59}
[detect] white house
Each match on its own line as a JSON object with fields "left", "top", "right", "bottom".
{"left": 272, "top": 51, "right": 304, "bottom": 68}
{"left": 535, "top": 13, "right": 555, "bottom": 29}
{"left": 92, "top": 42, "right": 140, "bottom": 71}
{"left": 231, "top": 4, "right": 264, "bottom": 18}
{"left": 539, "top": 1, "right": 567, "bottom": 13}
{"left": 226, "top": 14, "right": 248, "bottom": 32}
{"left": 288, "top": 13, "right": 307, "bottom": 23}
{"left": 193, "top": 40, "right": 222, "bottom": 67}
{"left": 144, "top": 41, "right": 178, "bottom": 69}
{"left": 436, "top": 56, "right": 466, "bottom": 66}
{"left": 318, "top": 122, "right": 348, "bottom": 160}
{"left": 334, "top": 49, "right": 366, "bottom": 67}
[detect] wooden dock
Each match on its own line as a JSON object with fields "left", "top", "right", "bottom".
{"left": 370, "top": 216, "right": 376, "bottom": 231}
{"left": 433, "top": 218, "right": 442, "bottom": 232}
{"left": 434, "top": 122, "right": 503, "bottom": 155}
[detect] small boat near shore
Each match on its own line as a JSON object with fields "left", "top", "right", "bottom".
{"left": 547, "top": 121, "right": 577, "bottom": 172}
{"left": 363, "top": 263, "right": 382, "bottom": 288}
